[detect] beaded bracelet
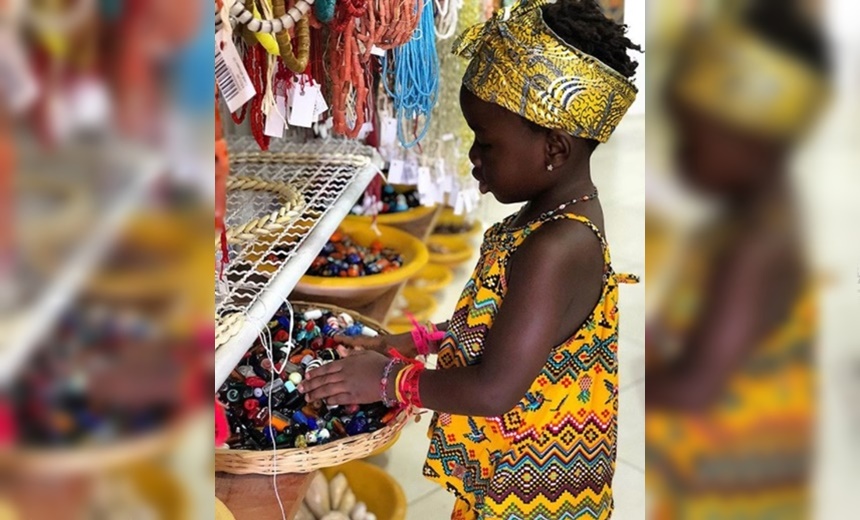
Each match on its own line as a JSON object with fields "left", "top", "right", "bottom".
{"left": 388, "top": 349, "right": 425, "bottom": 408}
{"left": 380, "top": 357, "right": 404, "bottom": 408}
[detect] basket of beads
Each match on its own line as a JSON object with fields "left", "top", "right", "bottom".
{"left": 345, "top": 185, "right": 435, "bottom": 226}
{"left": 432, "top": 207, "right": 483, "bottom": 238}
{"left": 214, "top": 302, "right": 413, "bottom": 475}
{"left": 293, "top": 221, "right": 429, "bottom": 307}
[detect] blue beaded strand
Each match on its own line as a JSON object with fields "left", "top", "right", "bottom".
{"left": 315, "top": 0, "right": 336, "bottom": 23}
{"left": 382, "top": 0, "right": 440, "bottom": 149}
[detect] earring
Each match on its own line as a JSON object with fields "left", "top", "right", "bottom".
{"left": 546, "top": 164, "right": 554, "bottom": 172}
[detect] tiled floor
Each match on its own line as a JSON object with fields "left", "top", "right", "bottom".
{"left": 365, "top": 115, "right": 646, "bottom": 519}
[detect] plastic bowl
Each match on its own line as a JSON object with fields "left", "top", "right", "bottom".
{"left": 433, "top": 207, "right": 482, "bottom": 237}
{"left": 427, "top": 235, "right": 475, "bottom": 266}
{"left": 320, "top": 461, "right": 407, "bottom": 520}
{"left": 293, "top": 221, "right": 429, "bottom": 307}
{"left": 388, "top": 287, "right": 438, "bottom": 326}
{"left": 408, "top": 263, "right": 454, "bottom": 293}
{"left": 345, "top": 185, "right": 436, "bottom": 226}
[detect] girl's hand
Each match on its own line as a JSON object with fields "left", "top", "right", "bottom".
{"left": 333, "top": 332, "right": 417, "bottom": 357}
{"left": 298, "top": 350, "right": 389, "bottom": 405}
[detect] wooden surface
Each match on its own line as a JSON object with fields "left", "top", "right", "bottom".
{"left": 216, "top": 472, "right": 313, "bottom": 520}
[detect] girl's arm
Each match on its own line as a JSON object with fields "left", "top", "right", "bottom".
{"left": 301, "top": 221, "right": 604, "bottom": 416}
{"left": 645, "top": 232, "right": 802, "bottom": 411}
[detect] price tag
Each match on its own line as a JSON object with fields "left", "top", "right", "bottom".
{"left": 454, "top": 191, "right": 466, "bottom": 215}
{"left": 387, "top": 159, "right": 406, "bottom": 184}
{"left": 380, "top": 117, "right": 397, "bottom": 146}
{"left": 0, "top": 29, "right": 39, "bottom": 114}
{"left": 264, "top": 95, "right": 288, "bottom": 138}
{"left": 417, "top": 166, "right": 434, "bottom": 206}
{"left": 215, "top": 31, "right": 255, "bottom": 113}
{"left": 356, "top": 122, "right": 374, "bottom": 140}
{"left": 403, "top": 158, "right": 420, "bottom": 186}
{"left": 288, "top": 79, "right": 319, "bottom": 128}
{"left": 441, "top": 133, "right": 455, "bottom": 142}
{"left": 370, "top": 45, "right": 386, "bottom": 57}
{"left": 314, "top": 85, "right": 329, "bottom": 118}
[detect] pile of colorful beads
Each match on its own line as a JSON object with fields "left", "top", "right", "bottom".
{"left": 306, "top": 229, "right": 404, "bottom": 278}
{"left": 350, "top": 185, "right": 420, "bottom": 216}
{"left": 219, "top": 306, "right": 399, "bottom": 450}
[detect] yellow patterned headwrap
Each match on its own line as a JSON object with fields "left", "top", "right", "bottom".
{"left": 671, "top": 21, "right": 830, "bottom": 140}
{"left": 453, "top": 0, "right": 637, "bottom": 143}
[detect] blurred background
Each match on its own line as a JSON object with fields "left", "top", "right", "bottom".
{"left": 644, "top": 0, "right": 859, "bottom": 518}
{"left": 1, "top": 0, "right": 213, "bottom": 518}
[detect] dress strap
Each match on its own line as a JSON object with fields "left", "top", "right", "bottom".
{"left": 524, "top": 213, "right": 640, "bottom": 284}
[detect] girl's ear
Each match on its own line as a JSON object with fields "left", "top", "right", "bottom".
{"left": 544, "top": 130, "right": 572, "bottom": 170}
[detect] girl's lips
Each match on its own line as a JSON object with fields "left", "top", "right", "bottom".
{"left": 472, "top": 168, "right": 488, "bottom": 194}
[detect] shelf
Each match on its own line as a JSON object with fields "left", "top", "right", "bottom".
{"left": 0, "top": 146, "right": 164, "bottom": 386}
{"left": 214, "top": 138, "right": 382, "bottom": 391}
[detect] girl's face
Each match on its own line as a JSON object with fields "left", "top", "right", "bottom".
{"left": 460, "top": 87, "right": 549, "bottom": 204}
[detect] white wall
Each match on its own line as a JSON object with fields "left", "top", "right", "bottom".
{"left": 625, "top": 0, "right": 646, "bottom": 115}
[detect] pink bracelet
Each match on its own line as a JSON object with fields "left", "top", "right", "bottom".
{"left": 408, "top": 313, "right": 445, "bottom": 357}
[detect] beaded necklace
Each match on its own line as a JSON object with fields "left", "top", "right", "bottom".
{"left": 247, "top": 43, "right": 271, "bottom": 150}
{"left": 382, "top": 0, "right": 439, "bottom": 148}
{"left": 355, "top": 0, "right": 420, "bottom": 62}
{"left": 272, "top": 0, "right": 311, "bottom": 73}
{"left": 506, "top": 189, "right": 599, "bottom": 231}
{"left": 329, "top": 13, "right": 369, "bottom": 138}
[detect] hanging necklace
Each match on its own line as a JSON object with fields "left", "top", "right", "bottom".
{"left": 272, "top": 0, "right": 311, "bottom": 73}
{"left": 509, "top": 188, "right": 599, "bottom": 231}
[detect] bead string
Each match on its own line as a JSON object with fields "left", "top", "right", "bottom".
{"left": 433, "top": 0, "right": 461, "bottom": 40}
{"left": 506, "top": 189, "right": 600, "bottom": 231}
{"left": 355, "top": 0, "right": 420, "bottom": 63}
{"left": 247, "top": 44, "right": 272, "bottom": 150}
{"left": 329, "top": 11, "right": 369, "bottom": 138}
{"left": 382, "top": 0, "right": 439, "bottom": 148}
{"left": 228, "top": 0, "right": 316, "bottom": 34}
{"left": 272, "top": 0, "right": 311, "bottom": 73}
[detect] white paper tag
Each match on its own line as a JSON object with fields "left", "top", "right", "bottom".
{"left": 215, "top": 30, "right": 256, "bottom": 113}
{"left": 370, "top": 45, "right": 386, "bottom": 57}
{"left": 454, "top": 191, "right": 466, "bottom": 215}
{"left": 288, "top": 79, "right": 319, "bottom": 128}
{"left": 314, "top": 86, "right": 328, "bottom": 118}
{"left": 441, "top": 133, "right": 455, "bottom": 142}
{"left": 356, "top": 122, "right": 374, "bottom": 140}
{"left": 264, "top": 95, "right": 288, "bottom": 138}
{"left": 387, "top": 159, "right": 406, "bottom": 184}
{"left": 69, "top": 78, "right": 111, "bottom": 130}
{"left": 403, "top": 158, "right": 420, "bottom": 186}
{"left": 417, "top": 166, "right": 434, "bottom": 206}
{"left": 380, "top": 117, "right": 398, "bottom": 146}
{"left": 0, "top": 29, "right": 39, "bottom": 114}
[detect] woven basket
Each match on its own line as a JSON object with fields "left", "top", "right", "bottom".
{"left": 214, "top": 302, "right": 413, "bottom": 475}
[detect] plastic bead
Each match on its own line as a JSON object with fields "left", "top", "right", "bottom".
{"left": 304, "top": 309, "right": 323, "bottom": 320}
{"left": 289, "top": 372, "right": 302, "bottom": 386}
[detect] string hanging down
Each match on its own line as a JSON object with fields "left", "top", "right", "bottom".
{"left": 382, "top": 0, "right": 440, "bottom": 149}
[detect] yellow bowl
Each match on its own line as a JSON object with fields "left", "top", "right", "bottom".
{"left": 408, "top": 263, "right": 454, "bottom": 293}
{"left": 433, "top": 207, "right": 483, "bottom": 237}
{"left": 385, "top": 323, "right": 413, "bottom": 335}
{"left": 320, "top": 461, "right": 406, "bottom": 520}
{"left": 389, "top": 287, "right": 437, "bottom": 326}
{"left": 294, "top": 221, "right": 429, "bottom": 307}
{"left": 427, "top": 235, "right": 475, "bottom": 266}
{"left": 344, "top": 185, "right": 436, "bottom": 226}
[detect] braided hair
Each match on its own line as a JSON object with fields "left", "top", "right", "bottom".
{"left": 542, "top": 0, "right": 642, "bottom": 79}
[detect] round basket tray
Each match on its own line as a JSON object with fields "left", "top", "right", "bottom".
{"left": 427, "top": 235, "right": 475, "bottom": 266}
{"left": 408, "top": 263, "right": 454, "bottom": 293}
{"left": 433, "top": 207, "right": 483, "bottom": 237}
{"left": 388, "top": 287, "right": 438, "bottom": 326}
{"left": 293, "top": 221, "right": 429, "bottom": 307}
{"left": 214, "top": 302, "right": 413, "bottom": 475}
{"left": 217, "top": 175, "right": 305, "bottom": 249}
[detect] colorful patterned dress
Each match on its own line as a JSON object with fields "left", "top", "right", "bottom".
{"left": 423, "top": 212, "right": 637, "bottom": 519}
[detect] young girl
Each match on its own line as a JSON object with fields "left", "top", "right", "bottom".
{"left": 300, "top": 1, "right": 640, "bottom": 518}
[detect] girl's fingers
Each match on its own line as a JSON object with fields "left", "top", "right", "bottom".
{"left": 305, "top": 382, "right": 351, "bottom": 403}
{"left": 299, "top": 364, "right": 346, "bottom": 394}
{"left": 324, "top": 393, "right": 358, "bottom": 406}
{"left": 302, "top": 360, "right": 343, "bottom": 381}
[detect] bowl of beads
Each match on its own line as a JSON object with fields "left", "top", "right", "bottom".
{"left": 345, "top": 185, "right": 435, "bottom": 225}
{"left": 294, "top": 221, "right": 429, "bottom": 307}
{"left": 432, "top": 207, "right": 483, "bottom": 238}
{"left": 407, "top": 263, "right": 454, "bottom": 294}
{"left": 296, "top": 462, "right": 406, "bottom": 520}
{"left": 214, "top": 302, "right": 412, "bottom": 475}
{"left": 387, "top": 287, "right": 438, "bottom": 328}
{"left": 426, "top": 235, "right": 476, "bottom": 267}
